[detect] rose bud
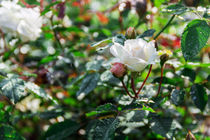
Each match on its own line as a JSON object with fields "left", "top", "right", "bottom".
{"left": 158, "top": 50, "right": 172, "bottom": 66}
{"left": 125, "top": 27, "right": 136, "bottom": 39}
{"left": 135, "top": 0, "right": 147, "bottom": 18}
{"left": 110, "top": 62, "right": 127, "bottom": 78}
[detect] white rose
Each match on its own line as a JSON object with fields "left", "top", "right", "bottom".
{"left": 0, "top": 1, "right": 42, "bottom": 42}
{"left": 110, "top": 38, "right": 158, "bottom": 72}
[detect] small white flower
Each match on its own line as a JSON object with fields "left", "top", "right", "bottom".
{"left": 110, "top": 38, "right": 158, "bottom": 72}
{"left": 0, "top": 1, "right": 42, "bottom": 42}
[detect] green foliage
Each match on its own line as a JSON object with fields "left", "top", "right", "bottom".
{"left": 86, "top": 103, "right": 118, "bottom": 117}
{"left": 181, "top": 19, "right": 210, "bottom": 61}
{"left": 181, "top": 68, "right": 196, "bottom": 82}
{"left": 76, "top": 73, "right": 100, "bottom": 98}
{"left": 0, "top": 74, "right": 26, "bottom": 104}
{"left": 163, "top": 4, "right": 188, "bottom": 15}
{"left": 0, "top": 74, "right": 55, "bottom": 104}
{"left": 0, "top": 0, "right": 209, "bottom": 139}
{"left": 137, "top": 29, "right": 156, "bottom": 38}
{"left": 87, "top": 118, "right": 119, "bottom": 140}
{"left": 86, "top": 60, "right": 103, "bottom": 72}
{"left": 25, "top": 82, "right": 55, "bottom": 103}
{"left": 0, "top": 124, "right": 25, "bottom": 140}
{"left": 170, "top": 89, "right": 185, "bottom": 106}
{"left": 190, "top": 84, "right": 208, "bottom": 111}
{"left": 149, "top": 115, "right": 181, "bottom": 139}
{"left": 44, "top": 120, "right": 79, "bottom": 140}
{"left": 100, "top": 70, "right": 120, "bottom": 85}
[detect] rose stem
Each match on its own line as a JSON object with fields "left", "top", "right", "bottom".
{"left": 121, "top": 80, "right": 135, "bottom": 98}
{"left": 131, "top": 77, "right": 137, "bottom": 97}
{"left": 137, "top": 64, "right": 153, "bottom": 95}
{"left": 154, "top": 15, "right": 175, "bottom": 40}
{"left": 156, "top": 65, "right": 164, "bottom": 97}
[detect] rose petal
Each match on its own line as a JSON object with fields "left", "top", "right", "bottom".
{"left": 110, "top": 43, "right": 131, "bottom": 62}
{"left": 124, "top": 56, "right": 147, "bottom": 72}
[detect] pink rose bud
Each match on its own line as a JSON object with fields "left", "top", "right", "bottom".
{"left": 125, "top": 27, "right": 136, "bottom": 39}
{"left": 110, "top": 62, "right": 126, "bottom": 78}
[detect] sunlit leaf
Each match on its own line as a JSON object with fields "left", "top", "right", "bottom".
{"left": 86, "top": 60, "right": 103, "bottom": 72}
{"left": 163, "top": 4, "right": 187, "bottom": 15}
{"left": 0, "top": 74, "right": 26, "bottom": 104}
{"left": 25, "top": 82, "right": 57, "bottom": 104}
{"left": 181, "top": 19, "right": 210, "bottom": 61}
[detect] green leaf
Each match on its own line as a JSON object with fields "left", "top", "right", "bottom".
{"left": 163, "top": 4, "right": 187, "bottom": 15}
{"left": 170, "top": 89, "right": 185, "bottom": 106}
{"left": 153, "top": 76, "right": 183, "bottom": 86}
{"left": 180, "top": 68, "right": 196, "bottom": 82}
{"left": 2, "top": 45, "right": 17, "bottom": 61}
{"left": 137, "top": 29, "right": 156, "bottom": 38}
{"left": 76, "top": 73, "right": 100, "bottom": 98}
{"left": 113, "top": 34, "right": 126, "bottom": 46}
{"left": 100, "top": 71, "right": 120, "bottom": 85}
{"left": 119, "top": 110, "right": 147, "bottom": 128}
{"left": 44, "top": 120, "right": 79, "bottom": 140}
{"left": 25, "top": 82, "right": 57, "bottom": 104}
{"left": 101, "top": 28, "right": 112, "bottom": 36}
{"left": 91, "top": 38, "right": 112, "bottom": 48}
{"left": 86, "top": 60, "right": 103, "bottom": 72}
{"left": 0, "top": 74, "right": 26, "bottom": 104}
{"left": 55, "top": 26, "right": 83, "bottom": 33}
{"left": 190, "top": 84, "right": 208, "bottom": 111}
{"left": 0, "top": 110, "right": 9, "bottom": 124}
{"left": 149, "top": 115, "right": 181, "bottom": 139}
{"left": 86, "top": 103, "right": 118, "bottom": 117}
{"left": 142, "top": 105, "right": 155, "bottom": 113}
{"left": 41, "top": 1, "right": 61, "bottom": 16}
{"left": 39, "top": 55, "right": 57, "bottom": 65}
{"left": 88, "top": 118, "right": 119, "bottom": 140}
{"left": 154, "top": 0, "right": 165, "bottom": 7}
{"left": 181, "top": 19, "right": 210, "bottom": 61}
{"left": 0, "top": 124, "right": 25, "bottom": 140}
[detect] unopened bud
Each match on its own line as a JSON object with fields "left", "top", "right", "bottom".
{"left": 125, "top": 27, "right": 136, "bottom": 39}
{"left": 160, "top": 54, "right": 169, "bottom": 66}
{"left": 135, "top": 0, "right": 147, "bottom": 17}
{"left": 110, "top": 62, "right": 126, "bottom": 78}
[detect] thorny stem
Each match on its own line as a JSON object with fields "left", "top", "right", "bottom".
{"left": 131, "top": 77, "right": 137, "bottom": 97}
{"left": 121, "top": 80, "right": 135, "bottom": 99}
{"left": 136, "top": 64, "right": 153, "bottom": 96}
{"left": 156, "top": 66, "right": 164, "bottom": 97}
{"left": 50, "top": 16, "right": 64, "bottom": 54}
{"left": 154, "top": 14, "right": 176, "bottom": 40}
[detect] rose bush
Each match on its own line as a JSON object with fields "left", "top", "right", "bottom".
{"left": 0, "top": 1, "right": 42, "bottom": 42}
{"left": 110, "top": 38, "right": 158, "bottom": 72}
